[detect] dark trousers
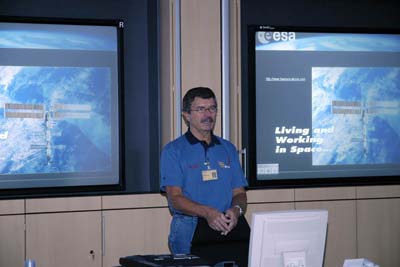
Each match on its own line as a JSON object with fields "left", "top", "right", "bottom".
{"left": 190, "top": 216, "right": 250, "bottom": 267}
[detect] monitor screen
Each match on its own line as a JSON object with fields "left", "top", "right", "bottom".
{"left": 0, "top": 17, "right": 124, "bottom": 196}
{"left": 248, "top": 210, "right": 328, "bottom": 267}
{"left": 248, "top": 25, "right": 400, "bottom": 187}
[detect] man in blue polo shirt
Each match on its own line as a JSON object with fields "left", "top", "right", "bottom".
{"left": 160, "top": 87, "right": 248, "bottom": 254}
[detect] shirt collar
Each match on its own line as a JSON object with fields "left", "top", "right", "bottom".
{"left": 185, "top": 130, "right": 221, "bottom": 148}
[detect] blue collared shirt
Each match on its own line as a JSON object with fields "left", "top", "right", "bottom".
{"left": 160, "top": 131, "right": 248, "bottom": 213}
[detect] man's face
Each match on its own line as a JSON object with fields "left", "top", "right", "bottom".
{"left": 183, "top": 97, "right": 217, "bottom": 135}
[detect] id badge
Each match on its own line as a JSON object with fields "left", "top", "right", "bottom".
{"left": 202, "top": 169, "right": 218, "bottom": 181}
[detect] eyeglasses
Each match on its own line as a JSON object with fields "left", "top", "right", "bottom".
{"left": 190, "top": 106, "right": 218, "bottom": 114}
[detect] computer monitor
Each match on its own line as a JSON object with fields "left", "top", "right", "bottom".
{"left": 248, "top": 209, "right": 328, "bottom": 267}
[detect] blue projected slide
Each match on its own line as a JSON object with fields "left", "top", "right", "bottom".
{"left": 0, "top": 19, "right": 122, "bottom": 191}
{"left": 253, "top": 27, "right": 400, "bottom": 182}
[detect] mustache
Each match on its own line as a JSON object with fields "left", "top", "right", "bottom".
{"left": 201, "top": 117, "right": 214, "bottom": 123}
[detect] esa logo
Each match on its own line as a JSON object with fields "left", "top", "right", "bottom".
{"left": 257, "top": 31, "right": 296, "bottom": 44}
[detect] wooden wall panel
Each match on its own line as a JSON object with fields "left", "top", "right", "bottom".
{"left": 102, "top": 208, "right": 171, "bottom": 267}
{"left": 357, "top": 185, "right": 400, "bottom": 199}
{"left": 102, "top": 193, "right": 168, "bottom": 210}
{"left": 0, "top": 199, "right": 24, "bottom": 215}
{"left": 357, "top": 198, "right": 400, "bottom": 267}
{"left": 26, "top": 211, "right": 102, "bottom": 267}
{"left": 229, "top": 0, "right": 242, "bottom": 149}
{"left": 295, "top": 187, "right": 356, "bottom": 201}
{"left": 180, "top": 0, "right": 222, "bottom": 135}
{"left": 0, "top": 215, "right": 25, "bottom": 267}
{"left": 247, "top": 188, "right": 294, "bottom": 203}
{"left": 26, "top": 196, "right": 101, "bottom": 213}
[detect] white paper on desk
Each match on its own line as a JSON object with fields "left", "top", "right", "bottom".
{"left": 343, "top": 258, "right": 380, "bottom": 267}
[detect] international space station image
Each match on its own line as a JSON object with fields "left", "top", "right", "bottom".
{"left": 0, "top": 65, "right": 112, "bottom": 175}
{"left": 4, "top": 102, "right": 92, "bottom": 164}
{"left": 311, "top": 67, "right": 400, "bottom": 165}
{"left": 331, "top": 99, "right": 400, "bottom": 156}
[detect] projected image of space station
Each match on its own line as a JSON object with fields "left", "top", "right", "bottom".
{"left": 312, "top": 67, "right": 400, "bottom": 165}
{"left": 0, "top": 66, "right": 112, "bottom": 174}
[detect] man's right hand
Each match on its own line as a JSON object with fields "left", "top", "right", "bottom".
{"left": 205, "top": 208, "right": 230, "bottom": 234}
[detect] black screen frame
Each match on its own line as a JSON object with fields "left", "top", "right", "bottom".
{"left": 247, "top": 24, "right": 400, "bottom": 189}
{"left": 0, "top": 16, "right": 125, "bottom": 198}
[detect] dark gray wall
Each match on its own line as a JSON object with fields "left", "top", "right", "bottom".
{"left": 241, "top": 0, "right": 400, "bottom": 29}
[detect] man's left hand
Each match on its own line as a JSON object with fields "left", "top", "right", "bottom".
{"left": 221, "top": 207, "right": 240, "bottom": 235}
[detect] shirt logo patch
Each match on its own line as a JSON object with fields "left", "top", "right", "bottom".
{"left": 218, "top": 161, "right": 230, "bottom": 168}
{"left": 189, "top": 164, "right": 200, "bottom": 169}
